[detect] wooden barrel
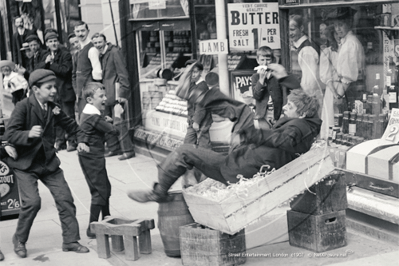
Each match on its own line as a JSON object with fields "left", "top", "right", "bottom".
{"left": 157, "top": 191, "right": 194, "bottom": 257}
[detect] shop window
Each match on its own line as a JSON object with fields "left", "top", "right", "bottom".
{"left": 281, "top": 1, "right": 399, "bottom": 142}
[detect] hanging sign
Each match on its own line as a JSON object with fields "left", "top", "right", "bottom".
{"left": 149, "top": 0, "right": 166, "bottom": 10}
{"left": 382, "top": 108, "right": 399, "bottom": 143}
{"left": 227, "top": 3, "right": 280, "bottom": 51}
{"left": 199, "top": 39, "right": 228, "bottom": 55}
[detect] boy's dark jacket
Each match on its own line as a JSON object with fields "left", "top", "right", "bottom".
{"left": 251, "top": 73, "right": 300, "bottom": 121}
{"left": 3, "top": 94, "right": 84, "bottom": 171}
{"left": 221, "top": 115, "right": 322, "bottom": 183}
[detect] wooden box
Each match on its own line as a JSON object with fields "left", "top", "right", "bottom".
{"left": 179, "top": 223, "right": 246, "bottom": 266}
{"left": 367, "top": 145, "right": 399, "bottom": 180}
{"left": 183, "top": 143, "right": 335, "bottom": 235}
{"left": 346, "top": 139, "right": 395, "bottom": 174}
{"left": 290, "top": 171, "right": 347, "bottom": 215}
{"left": 287, "top": 210, "right": 347, "bottom": 252}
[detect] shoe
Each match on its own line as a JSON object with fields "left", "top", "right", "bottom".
{"left": 104, "top": 151, "right": 122, "bottom": 157}
{"left": 118, "top": 152, "right": 135, "bottom": 160}
{"left": 86, "top": 227, "right": 96, "bottom": 239}
{"left": 12, "top": 234, "right": 27, "bottom": 258}
{"left": 66, "top": 141, "right": 77, "bottom": 152}
{"left": 127, "top": 183, "right": 173, "bottom": 203}
{"left": 0, "top": 249, "right": 4, "bottom": 261}
{"left": 62, "top": 242, "right": 90, "bottom": 253}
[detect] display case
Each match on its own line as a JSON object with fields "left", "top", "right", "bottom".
{"left": 279, "top": 0, "right": 399, "bottom": 243}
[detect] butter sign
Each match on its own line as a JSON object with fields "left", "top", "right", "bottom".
{"left": 228, "top": 2, "right": 280, "bottom": 51}
{"left": 199, "top": 40, "right": 228, "bottom": 55}
{"left": 382, "top": 108, "right": 399, "bottom": 143}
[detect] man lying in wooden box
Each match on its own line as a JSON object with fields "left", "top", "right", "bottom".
{"left": 128, "top": 64, "right": 322, "bottom": 203}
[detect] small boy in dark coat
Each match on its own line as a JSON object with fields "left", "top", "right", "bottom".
{"left": 78, "top": 82, "right": 121, "bottom": 238}
{"left": 251, "top": 46, "right": 300, "bottom": 129}
{"left": 184, "top": 62, "right": 213, "bottom": 148}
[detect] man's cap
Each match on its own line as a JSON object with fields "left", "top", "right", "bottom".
{"left": 29, "top": 69, "right": 56, "bottom": 86}
{"left": 25, "top": 34, "right": 41, "bottom": 44}
{"left": 0, "top": 60, "right": 15, "bottom": 70}
{"left": 20, "top": 42, "right": 30, "bottom": 51}
{"left": 45, "top": 32, "right": 58, "bottom": 42}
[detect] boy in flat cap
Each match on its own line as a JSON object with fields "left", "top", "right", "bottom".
{"left": 3, "top": 69, "right": 90, "bottom": 258}
{"left": 41, "top": 31, "right": 77, "bottom": 152}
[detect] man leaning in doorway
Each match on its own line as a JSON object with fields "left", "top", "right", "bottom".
{"left": 92, "top": 33, "right": 135, "bottom": 160}
{"left": 12, "top": 16, "right": 36, "bottom": 69}
{"left": 72, "top": 21, "right": 102, "bottom": 120}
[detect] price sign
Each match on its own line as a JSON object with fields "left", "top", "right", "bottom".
{"left": 382, "top": 108, "right": 399, "bottom": 143}
{"left": 227, "top": 3, "right": 280, "bottom": 51}
{"left": 0, "top": 160, "right": 20, "bottom": 216}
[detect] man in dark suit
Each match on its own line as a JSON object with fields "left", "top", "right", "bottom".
{"left": 12, "top": 17, "right": 36, "bottom": 68}
{"left": 92, "top": 33, "right": 135, "bottom": 160}
{"left": 4, "top": 69, "right": 90, "bottom": 258}
{"left": 42, "top": 31, "right": 77, "bottom": 151}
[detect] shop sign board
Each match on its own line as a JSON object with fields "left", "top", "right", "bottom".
{"left": 0, "top": 160, "right": 20, "bottom": 215}
{"left": 199, "top": 39, "right": 228, "bottom": 55}
{"left": 382, "top": 108, "right": 399, "bottom": 143}
{"left": 227, "top": 3, "right": 280, "bottom": 51}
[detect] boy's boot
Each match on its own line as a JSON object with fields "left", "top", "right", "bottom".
{"left": 127, "top": 168, "right": 178, "bottom": 203}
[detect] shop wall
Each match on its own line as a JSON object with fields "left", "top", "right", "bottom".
{"left": 79, "top": 0, "right": 121, "bottom": 47}
{"left": 79, "top": 0, "right": 103, "bottom": 39}
{"left": 100, "top": 0, "right": 120, "bottom": 47}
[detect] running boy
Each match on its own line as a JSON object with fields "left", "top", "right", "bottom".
{"left": 78, "top": 82, "right": 121, "bottom": 238}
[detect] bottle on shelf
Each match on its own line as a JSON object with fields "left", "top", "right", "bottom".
{"left": 342, "top": 111, "right": 350, "bottom": 134}
{"left": 368, "top": 114, "right": 376, "bottom": 140}
{"left": 349, "top": 112, "right": 357, "bottom": 136}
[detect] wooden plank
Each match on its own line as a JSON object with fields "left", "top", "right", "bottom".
{"left": 124, "top": 236, "right": 139, "bottom": 261}
{"left": 96, "top": 234, "right": 110, "bottom": 259}
{"left": 111, "top": 236, "right": 124, "bottom": 252}
{"left": 224, "top": 156, "right": 335, "bottom": 234}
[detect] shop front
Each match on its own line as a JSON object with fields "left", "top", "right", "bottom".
{"left": 119, "top": 0, "right": 281, "bottom": 157}
{"left": 119, "top": 0, "right": 399, "bottom": 243}
{"left": 278, "top": 0, "right": 399, "bottom": 243}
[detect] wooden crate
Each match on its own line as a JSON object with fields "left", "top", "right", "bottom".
{"left": 183, "top": 143, "right": 335, "bottom": 235}
{"left": 287, "top": 210, "right": 347, "bottom": 252}
{"left": 290, "top": 171, "right": 347, "bottom": 215}
{"left": 180, "top": 223, "right": 246, "bottom": 266}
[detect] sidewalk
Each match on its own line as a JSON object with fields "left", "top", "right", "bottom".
{"left": 0, "top": 150, "right": 398, "bottom": 266}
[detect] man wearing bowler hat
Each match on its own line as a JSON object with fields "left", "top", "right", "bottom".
{"left": 3, "top": 69, "right": 90, "bottom": 258}
{"left": 41, "top": 31, "right": 77, "bottom": 151}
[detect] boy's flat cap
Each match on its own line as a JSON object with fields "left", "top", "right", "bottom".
{"left": 45, "top": 32, "right": 58, "bottom": 42}
{"left": 29, "top": 69, "right": 56, "bottom": 85}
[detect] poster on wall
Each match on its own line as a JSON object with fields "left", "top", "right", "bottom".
{"left": 227, "top": 2, "right": 280, "bottom": 51}
{"left": 230, "top": 70, "right": 256, "bottom": 105}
